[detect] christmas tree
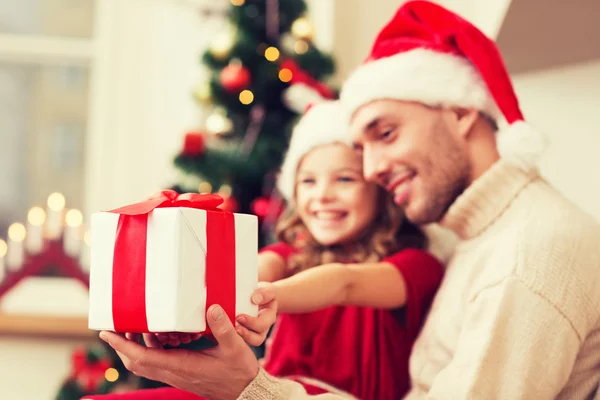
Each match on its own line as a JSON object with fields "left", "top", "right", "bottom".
{"left": 55, "top": 1, "right": 336, "bottom": 398}
{"left": 173, "top": 0, "right": 336, "bottom": 247}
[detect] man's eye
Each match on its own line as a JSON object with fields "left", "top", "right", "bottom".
{"left": 338, "top": 176, "right": 355, "bottom": 183}
{"left": 299, "top": 178, "right": 315, "bottom": 184}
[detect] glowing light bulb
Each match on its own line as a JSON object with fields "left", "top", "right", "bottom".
{"left": 28, "top": 207, "right": 46, "bottom": 226}
{"left": 65, "top": 209, "right": 83, "bottom": 228}
{"left": 239, "top": 90, "right": 254, "bottom": 105}
{"left": 8, "top": 223, "right": 26, "bottom": 242}
{"left": 47, "top": 192, "right": 66, "bottom": 211}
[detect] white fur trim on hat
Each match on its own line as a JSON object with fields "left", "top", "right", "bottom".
{"left": 277, "top": 101, "right": 352, "bottom": 202}
{"left": 496, "top": 120, "right": 549, "bottom": 171}
{"left": 340, "top": 48, "right": 501, "bottom": 122}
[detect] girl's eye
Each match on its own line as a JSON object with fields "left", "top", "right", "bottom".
{"left": 338, "top": 176, "right": 356, "bottom": 183}
{"left": 380, "top": 129, "right": 393, "bottom": 140}
{"left": 299, "top": 178, "right": 315, "bottom": 184}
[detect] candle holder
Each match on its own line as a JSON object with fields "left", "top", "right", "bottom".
{"left": 0, "top": 193, "right": 92, "bottom": 337}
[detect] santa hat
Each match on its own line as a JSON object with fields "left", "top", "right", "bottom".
{"left": 340, "top": 0, "right": 548, "bottom": 170}
{"left": 277, "top": 100, "right": 352, "bottom": 202}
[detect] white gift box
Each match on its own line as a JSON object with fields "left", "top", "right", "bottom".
{"left": 88, "top": 207, "right": 258, "bottom": 333}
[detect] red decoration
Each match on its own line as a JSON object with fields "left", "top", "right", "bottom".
{"left": 71, "top": 347, "right": 112, "bottom": 393}
{"left": 0, "top": 240, "right": 89, "bottom": 301}
{"left": 218, "top": 196, "right": 239, "bottom": 213}
{"left": 182, "top": 132, "right": 205, "bottom": 156}
{"left": 106, "top": 190, "right": 236, "bottom": 333}
{"left": 219, "top": 64, "right": 251, "bottom": 93}
{"left": 251, "top": 196, "right": 285, "bottom": 221}
{"left": 280, "top": 58, "right": 336, "bottom": 99}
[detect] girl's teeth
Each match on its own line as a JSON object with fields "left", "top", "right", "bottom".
{"left": 316, "top": 211, "right": 344, "bottom": 220}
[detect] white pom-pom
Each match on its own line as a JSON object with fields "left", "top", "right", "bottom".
{"left": 496, "top": 121, "right": 550, "bottom": 171}
{"left": 282, "top": 83, "right": 327, "bottom": 114}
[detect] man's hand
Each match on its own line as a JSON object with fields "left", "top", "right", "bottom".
{"left": 99, "top": 283, "right": 278, "bottom": 400}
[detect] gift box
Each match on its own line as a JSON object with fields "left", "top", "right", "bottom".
{"left": 88, "top": 190, "right": 258, "bottom": 333}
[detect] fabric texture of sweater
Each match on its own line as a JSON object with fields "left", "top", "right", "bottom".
{"left": 239, "top": 160, "right": 600, "bottom": 400}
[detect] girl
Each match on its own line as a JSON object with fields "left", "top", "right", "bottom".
{"left": 240, "top": 100, "right": 445, "bottom": 399}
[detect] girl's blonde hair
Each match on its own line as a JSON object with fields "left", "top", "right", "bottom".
{"left": 275, "top": 186, "right": 427, "bottom": 274}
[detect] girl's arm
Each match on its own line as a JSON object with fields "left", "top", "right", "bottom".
{"left": 274, "top": 262, "right": 407, "bottom": 313}
{"left": 258, "top": 251, "right": 288, "bottom": 282}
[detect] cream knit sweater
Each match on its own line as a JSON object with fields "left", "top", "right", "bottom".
{"left": 239, "top": 161, "right": 600, "bottom": 400}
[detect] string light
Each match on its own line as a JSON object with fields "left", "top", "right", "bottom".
{"left": 8, "top": 223, "right": 26, "bottom": 242}
{"left": 65, "top": 209, "right": 83, "bottom": 228}
{"left": 198, "top": 182, "right": 213, "bottom": 194}
{"left": 291, "top": 17, "right": 314, "bottom": 40}
{"left": 0, "top": 239, "right": 7, "bottom": 257}
{"left": 105, "top": 368, "right": 119, "bottom": 382}
{"left": 219, "top": 184, "right": 233, "bottom": 197}
{"left": 231, "top": 0, "right": 245, "bottom": 5}
{"left": 47, "top": 192, "right": 65, "bottom": 211}
{"left": 206, "top": 112, "right": 232, "bottom": 135}
{"left": 294, "top": 40, "right": 309, "bottom": 54}
{"left": 264, "top": 46, "right": 280, "bottom": 62}
{"left": 239, "top": 90, "right": 254, "bottom": 105}
{"left": 28, "top": 207, "right": 46, "bottom": 226}
{"left": 279, "top": 68, "right": 293, "bottom": 82}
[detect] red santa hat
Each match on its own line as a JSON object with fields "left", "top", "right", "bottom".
{"left": 340, "top": 0, "right": 548, "bottom": 170}
{"left": 277, "top": 100, "right": 352, "bottom": 202}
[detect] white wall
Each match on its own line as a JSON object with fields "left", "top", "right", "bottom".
{"left": 85, "top": 0, "right": 223, "bottom": 215}
{"left": 513, "top": 59, "right": 600, "bottom": 222}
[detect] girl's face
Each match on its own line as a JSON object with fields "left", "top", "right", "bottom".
{"left": 295, "top": 143, "right": 379, "bottom": 247}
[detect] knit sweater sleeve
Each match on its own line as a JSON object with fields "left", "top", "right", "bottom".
{"left": 426, "top": 276, "right": 581, "bottom": 399}
{"left": 238, "top": 369, "right": 352, "bottom": 400}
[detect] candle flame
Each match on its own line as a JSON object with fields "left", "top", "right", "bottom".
{"left": 84, "top": 231, "right": 91, "bottom": 246}
{"left": 8, "top": 223, "right": 26, "bottom": 242}
{"left": 47, "top": 193, "right": 66, "bottom": 211}
{"left": 65, "top": 209, "right": 83, "bottom": 228}
{"left": 0, "top": 239, "right": 7, "bottom": 257}
{"left": 28, "top": 207, "right": 46, "bottom": 226}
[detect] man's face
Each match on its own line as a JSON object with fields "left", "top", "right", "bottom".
{"left": 349, "top": 100, "right": 470, "bottom": 225}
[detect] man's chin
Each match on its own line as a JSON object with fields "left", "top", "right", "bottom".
{"left": 404, "top": 202, "right": 442, "bottom": 225}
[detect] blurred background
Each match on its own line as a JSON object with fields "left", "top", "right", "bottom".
{"left": 0, "top": 0, "right": 598, "bottom": 398}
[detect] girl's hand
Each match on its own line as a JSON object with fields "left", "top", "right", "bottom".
{"left": 235, "top": 282, "right": 278, "bottom": 347}
{"left": 136, "top": 283, "right": 278, "bottom": 349}
{"left": 152, "top": 332, "right": 203, "bottom": 347}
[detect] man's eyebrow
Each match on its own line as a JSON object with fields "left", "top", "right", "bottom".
{"left": 364, "top": 118, "right": 381, "bottom": 135}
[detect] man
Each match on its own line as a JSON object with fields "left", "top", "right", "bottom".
{"left": 98, "top": 1, "right": 600, "bottom": 399}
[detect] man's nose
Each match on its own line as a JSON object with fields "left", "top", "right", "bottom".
{"left": 363, "top": 149, "right": 389, "bottom": 183}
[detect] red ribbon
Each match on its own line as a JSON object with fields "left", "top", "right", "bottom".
{"left": 108, "top": 190, "right": 236, "bottom": 333}
{"left": 280, "top": 58, "right": 336, "bottom": 100}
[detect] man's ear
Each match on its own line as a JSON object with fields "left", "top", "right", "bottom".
{"left": 453, "top": 108, "right": 479, "bottom": 138}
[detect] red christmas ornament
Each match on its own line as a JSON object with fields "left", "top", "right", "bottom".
{"left": 182, "top": 132, "right": 205, "bottom": 156}
{"left": 251, "top": 197, "right": 270, "bottom": 220}
{"left": 70, "top": 347, "right": 112, "bottom": 393}
{"left": 219, "top": 196, "right": 239, "bottom": 213}
{"left": 220, "top": 64, "right": 251, "bottom": 93}
{"left": 251, "top": 196, "right": 284, "bottom": 221}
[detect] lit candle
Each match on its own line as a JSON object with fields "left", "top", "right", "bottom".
{"left": 26, "top": 206, "right": 46, "bottom": 254}
{"left": 79, "top": 230, "right": 91, "bottom": 272}
{"left": 64, "top": 209, "right": 83, "bottom": 257}
{"left": 46, "top": 192, "right": 65, "bottom": 240}
{"left": 7, "top": 223, "right": 26, "bottom": 271}
{"left": 0, "top": 239, "right": 7, "bottom": 281}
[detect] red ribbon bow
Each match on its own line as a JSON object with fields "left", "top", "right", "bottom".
{"left": 108, "top": 190, "right": 224, "bottom": 215}
{"left": 107, "top": 190, "right": 236, "bottom": 334}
